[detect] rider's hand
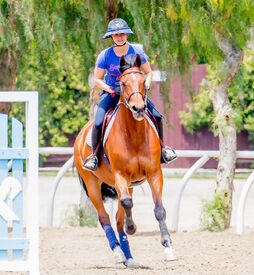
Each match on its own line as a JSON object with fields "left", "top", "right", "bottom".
{"left": 107, "top": 87, "right": 115, "bottom": 94}
{"left": 107, "top": 87, "right": 116, "bottom": 97}
{"left": 114, "top": 86, "right": 121, "bottom": 95}
{"left": 145, "top": 80, "right": 150, "bottom": 91}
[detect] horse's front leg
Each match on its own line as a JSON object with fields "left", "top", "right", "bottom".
{"left": 115, "top": 173, "right": 139, "bottom": 268}
{"left": 147, "top": 170, "right": 177, "bottom": 261}
{"left": 125, "top": 188, "right": 137, "bottom": 235}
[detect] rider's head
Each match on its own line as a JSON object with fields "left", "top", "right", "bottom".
{"left": 103, "top": 18, "right": 133, "bottom": 47}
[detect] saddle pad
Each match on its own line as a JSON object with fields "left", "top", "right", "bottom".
{"left": 85, "top": 106, "right": 120, "bottom": 148}
{"left": 86, "top": 126, "right": 93, "bottom": 147}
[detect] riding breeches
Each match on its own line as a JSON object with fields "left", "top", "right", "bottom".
{"left": 94, "top": 91, "right": 163, "bottom": 131}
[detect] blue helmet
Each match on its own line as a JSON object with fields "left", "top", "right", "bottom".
{"left": 103, "top": 18, "right": 134, "bottom": 39}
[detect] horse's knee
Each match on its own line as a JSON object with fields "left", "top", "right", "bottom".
{"left": 121, "top": 197, "right": 133, "bottom": 210}
{"left": 154, "top": 205, "right": 166, "bottom": 221}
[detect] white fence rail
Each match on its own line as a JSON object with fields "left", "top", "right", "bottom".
{"left": 39, "top": 148, "right": 254, "bottom": 234}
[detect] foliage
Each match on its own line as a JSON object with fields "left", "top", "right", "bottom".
{"left": 62, "top": 203, "right": 97, "bottom": 227}
{"left": 230, "top": 48, "right": 254, "bottom": 144}
{"left": 179, "top": 49, "right": 254, "bottom": 145}
{"left": 179, "top": 83, "right": 214, "bottom": 134}
{"left": 200, "top": 192, "right": 229, "bottom": 232}
{"left": 13, "top": 46, "right": 90, "bottom": 146}
{"left": 122, "top": 0, "right": 254, "bottom": 72}
{"left": 2, "top": 0, "right": 107, "bottom": 146}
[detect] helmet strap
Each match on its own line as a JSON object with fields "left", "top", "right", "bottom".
{"left": 110, "top": 36, "right": 127, "bottom": 47}
{"left": 114, "top": 41, "right": 127, "bottom": 47}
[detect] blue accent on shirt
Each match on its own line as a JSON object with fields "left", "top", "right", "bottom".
{"left": 96, "top": 44, "right": 148, "bottom": 89}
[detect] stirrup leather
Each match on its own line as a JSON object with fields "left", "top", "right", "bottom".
{"left": 162, "top": 146, "right": 177, "bottom": 164}
{"left": 83, "top": 154, "right": 98, "bottom": 171}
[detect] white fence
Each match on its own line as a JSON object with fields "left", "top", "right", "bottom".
{"left": 39, "top": 148, "right": 254, "bottom": 234}
{"left": 0, "top": 92, "right": 39, "bottom": 275}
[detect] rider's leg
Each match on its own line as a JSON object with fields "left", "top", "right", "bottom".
{"left": 146, "top": 99, "right": 177, "bottom": 164}
{"left": 83, "top": 92, "right": 119, "bottom": 171}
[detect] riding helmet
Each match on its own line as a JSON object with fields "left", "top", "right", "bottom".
{"left": 103, "top": 18, "right": 134, "bottom": 39}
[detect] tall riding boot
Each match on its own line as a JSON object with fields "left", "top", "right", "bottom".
{"left": 157, "top": 120, "right": 177, "bottom": 164}
{"left": 83, "top": 125, "right": 101, "bottom": 171}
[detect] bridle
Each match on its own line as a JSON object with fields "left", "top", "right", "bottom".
{"left": 119, "top": 70, "right": 148, "bottom": 110}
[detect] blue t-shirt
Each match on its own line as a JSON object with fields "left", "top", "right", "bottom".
{"left": 96, "top": 43, "right": 148, "bottom": 89}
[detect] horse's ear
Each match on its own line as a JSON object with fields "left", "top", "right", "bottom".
{"left": 135, "top": 54, "right": 141, "bottom": 67}
{"left": 120, "top": 55, "right": 126, "bottom": 68}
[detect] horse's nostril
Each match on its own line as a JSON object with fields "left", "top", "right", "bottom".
{"left": 132, "top": 105, "right": 146, "bottom": 114}
{"left": 132, "top": 106, "right": 138, "bottom": 112}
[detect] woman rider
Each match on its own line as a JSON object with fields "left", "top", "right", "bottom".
{"left": 83, "top": 18, "right": 177, "bottom": 171}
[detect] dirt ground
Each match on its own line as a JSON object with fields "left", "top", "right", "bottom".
{"left": 37, "top": 227, "right": 254, "bottom": 275}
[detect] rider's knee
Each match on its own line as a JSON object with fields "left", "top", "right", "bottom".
{"left": 94, "top": 115, "right": 104, "bottom": 130}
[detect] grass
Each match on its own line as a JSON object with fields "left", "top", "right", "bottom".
{"left": 200, "top": 192, "right": 229, "bottom": 232}
{"left": 62, "top": 204, "right": 98, "bottom": 227}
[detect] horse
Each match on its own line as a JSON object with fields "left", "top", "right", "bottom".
{"left": 74, "top": 54, "right": 176, "bottom": 268}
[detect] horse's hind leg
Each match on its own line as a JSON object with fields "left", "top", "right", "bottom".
{"left": 79, "top": 171, "right": 125, "bottom": 264}
{"left": 147, "top": 170, "right": 177, "bottom": 261}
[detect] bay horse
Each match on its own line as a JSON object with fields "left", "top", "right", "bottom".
{"left": 74, "top": 54, "right": 175, "bottom": 268}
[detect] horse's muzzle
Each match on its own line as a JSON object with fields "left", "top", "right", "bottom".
{"left": 131, "top": 105, "right": 146, "bottom": 121}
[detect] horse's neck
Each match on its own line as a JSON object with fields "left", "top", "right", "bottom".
{"left": 118, "top": 105, "right": 146, "bottom": 140}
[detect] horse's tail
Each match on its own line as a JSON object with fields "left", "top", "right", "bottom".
{"left": 78, "top": 173, "right": 89, "bottom": 197}
{"left": 78, "top": 173, "right": 118, "bottom": 201}
{"left": 101, "top": 182, "right": 118, "bottom": 201}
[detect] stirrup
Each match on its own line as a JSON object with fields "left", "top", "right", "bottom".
{"left": 161, "top": 146, "right": 177, "bottom": 164}
{"left": 83, "top": 154, "right": 98, "bottom": 171}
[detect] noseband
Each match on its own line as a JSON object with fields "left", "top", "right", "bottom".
{"left": 119, "top": 70, "right": 147, "bottom": 110}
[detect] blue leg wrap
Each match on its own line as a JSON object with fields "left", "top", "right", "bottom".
{"left": 119, "top": 232, "right": 132, "bottom": 259}
{"left": 103, "top": 224, "right": 119, "bottom": 250}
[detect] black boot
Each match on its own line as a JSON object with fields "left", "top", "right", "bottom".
{"left": 157, "top": 120, "right": 177, "bottom": 164}
{"left": 83, "top": 125, "right": 100, "bottom": 171}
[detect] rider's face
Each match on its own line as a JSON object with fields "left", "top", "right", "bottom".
{"left": 111, "top": 33, "right": 128, "bottom": 46}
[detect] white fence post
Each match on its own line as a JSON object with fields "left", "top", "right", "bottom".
{"left": 171, "top": 155, "right": 210, "bottom": 231}
{"left": 236, "top": 171, "right": 254, "bottom": 235}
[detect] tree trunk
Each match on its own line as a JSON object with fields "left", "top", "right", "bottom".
{"left": 0, "top": 48, "right": 17, "bottom": 114}
{"left": 209, "top": 34, "right": 243, "bottom": 228}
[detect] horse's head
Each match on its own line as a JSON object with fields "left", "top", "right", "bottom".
{"left": 119, "top": 54, "right": 147, "bottom": 121}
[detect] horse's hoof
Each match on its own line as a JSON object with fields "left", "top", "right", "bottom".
{"left": 113, "top": 245, "right": 126, "bottom": 264}
{"left": 164, "top": 247, "right": 178, "bottom": 261}
{"left": 124, "top": 258, "right": 140, "bottom": 268}
{"left": 125, "top": 224, "right": 137, "bottom": 235}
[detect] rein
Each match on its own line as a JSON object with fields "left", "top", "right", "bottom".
{"left": 119, "top": 70, "right": 148, "bottom": 109}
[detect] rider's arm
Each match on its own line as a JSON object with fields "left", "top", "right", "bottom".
{"left": 141, "top": 61, "right": 153, "bottom": 90}
{"left": 94, "top": 66, "right": 115, "bottom": 94}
